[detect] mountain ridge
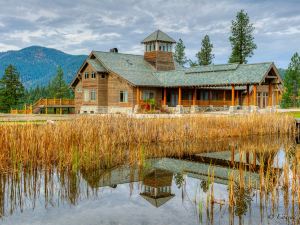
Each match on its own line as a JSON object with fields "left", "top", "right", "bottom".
{"left": 0, "top": 46, "right": 87, "bottom": 88}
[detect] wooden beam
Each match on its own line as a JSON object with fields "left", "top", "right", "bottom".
{"left": 193, "top": 88, "right": 196, "bottom": 105}
{"left": 223, "top": 90, "right": 226, "bottom": 105}
{"left": 178, "top": 87, "right": 182, "bottom": 105}
{"left": 247, "top": 84, "right": 250, "bottom": 106}
{"left": 136, "top": 87, "right": 140, "bottom": 105}
{"left": 276, "top": 89, "right": 279, "bottom": 105}
{"left": 163, "top": 88, "right": 167, "bottom": 105}
{"left": 268, "top": 83, "right": 273, "bottom": 107}
{"left": 253, "top": 84, "right": 257, "bottom": 106}
{"left": 231, "top": 84, "right": 235, "bottom": 106}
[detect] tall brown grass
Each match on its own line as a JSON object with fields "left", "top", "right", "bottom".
{"left": 0, "top": 114, "right": 295, "bottom": 173}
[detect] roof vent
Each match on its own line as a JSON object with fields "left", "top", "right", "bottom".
{"left": 110, "top": 48, "right": 118, "bottom": 53}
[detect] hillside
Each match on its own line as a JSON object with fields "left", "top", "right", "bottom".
{"left": 0, "top": 46, "right": 86, "bottom": 88}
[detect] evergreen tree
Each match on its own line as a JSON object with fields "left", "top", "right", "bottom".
{"left": 174, "top": 38, "right": 187, "bottom": 66}
{"left": 0, "top": 65, "right": 25, "bottom": 112}
{"left": 281, "top": 53, "right": 300, "bottom": 108}
{"left": 196, "top": 35, "right": 214, "bottom": 65}
{"left": 229, "top": 10, "right": 257, "bottom": 64}
{"left": 48, "top": 66, "right": 72, "bottom": 98}
{"left": 188, "top": 59, "right": 198, "bottom": 67}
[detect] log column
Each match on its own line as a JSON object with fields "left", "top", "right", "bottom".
{"left": 223, "top": 90, "right": 226, "bottom": 105}
{"left": 268, "top": 83, "right": 273, "bottom": 107}
{"left": 253, "top": 84, "right": 257, "bottom": 106}
{"left": 163, "top": 88, "right": 167, "bottom": 105}
{"left": 136, "top": 87, "right": 140, "bottom": 105}
{"left": 178, "top": 87, "right": 182, "bottom": 105}
{"left": 192, "top": 88, "right": 197, "bottom": 105}
{"left": 231, "top": 84, "right": 235, "bottom": 106}
{"left": 246, "top": 84, "right": 250, "bottom": 106}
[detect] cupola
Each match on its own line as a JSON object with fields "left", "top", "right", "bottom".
{"left": 141, "top": 30, "right": 176, "bottom": 71}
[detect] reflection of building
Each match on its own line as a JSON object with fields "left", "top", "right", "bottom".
{"left": 140, "top": 169, "right": 175, "bottom": 208}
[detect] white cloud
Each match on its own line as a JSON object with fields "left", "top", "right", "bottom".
{"left": 0, "top": 43, "right": 19, "bottom": 52}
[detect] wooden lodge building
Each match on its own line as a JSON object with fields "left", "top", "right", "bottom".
{"left": 70, "top": 30, "right": 283, "bottom": 114}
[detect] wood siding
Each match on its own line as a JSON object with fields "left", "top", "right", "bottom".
{"left": 107, "top": 72, "right": 134, "bottom": 107}
{"left": 144, "top": 51, "right": 175, "bottom": 71}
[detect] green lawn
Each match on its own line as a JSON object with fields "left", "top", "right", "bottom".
{"left": 286, "top": 112, "right": 300, "bottom": 118}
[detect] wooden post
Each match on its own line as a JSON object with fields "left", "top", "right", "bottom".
{"left": 268, "top": 83, "right": 273, "bottom": 107}
{"left": 231, "top": 84, "right": 235, "bottom": 106}
{"left": 45, "top": 99, "right": 48, "bottom": 114}
{"left": 136, "top": 87, "right": 140, "bottom": 105}
{"left": 163, "top": 88, "right": 167, "bottom": 105}
{"left": 247, "top": 84, "right": 250, "bottom": 106}
{"left": 178, "top": 87, "right": 182, "bottom": 105}
{"left": 253, "top": 84, "right": 257, "bottom": 106}
{"left": 236, "top": 90, "right": 239, "bottom": 105}
{"left": 223, "top": 90, "right": 226, "bottom": 105}
{"left": 276, "top": 89, "right": 279, "bottom": 105}
{"left": 209, "top": 90, "right": 212, "bottom": 105}
{"left": 193, "top": 88, "right": 196, "bottom": 105}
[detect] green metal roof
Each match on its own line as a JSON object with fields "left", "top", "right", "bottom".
{"left": 154, "top": 62, "right": 273, "bottom": 87}
{"left": 85, "top": 51, "right": 275, "bottom": 87}
{"left": 141, "top": 30, "right": 176, "bottom": 43}
{"left": 86, "top": 59, "right": 106, "bottom": 72}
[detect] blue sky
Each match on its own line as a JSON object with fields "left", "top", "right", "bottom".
{"left": 0, "top": 0, "right": 299, "bottom": 68}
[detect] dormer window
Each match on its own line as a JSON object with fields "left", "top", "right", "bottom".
{"left": 84, "top": 72, "right": 89, "bottom": 79}
{"left": 91, "top": 72, "right": 96, "bottom": 78}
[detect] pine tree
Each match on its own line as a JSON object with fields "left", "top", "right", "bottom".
{"left": 229, "top": 10, "right": 257, "bottom": 64}
{"left": 281, "top": 53, "right": 300, "bottom": 108}
{"left": 0, "top": 65, "right": 25, "bottom": 112}
{"left": 48, "top": 66, "right": 72, "bottom": 99}
{"left": 196, "top": 35, "right": 214, "bottom": 65}
{"left": 174, "top": 38, "right": 187, "bottom": 66}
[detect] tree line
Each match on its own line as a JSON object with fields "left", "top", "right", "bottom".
{"left": 173, "top": 10, "right": 257, "bottom": 67}
{"left": 0, "top": 65, "right": 73, "bottom": 112}
{"left": 173, "top": 9, "right": 300, "bottom": 108}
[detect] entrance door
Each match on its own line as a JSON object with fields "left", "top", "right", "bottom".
{"left": 170, "top": 91, "right": 178, "bottom": 107}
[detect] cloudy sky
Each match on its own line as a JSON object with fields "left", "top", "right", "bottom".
{"left": 0, "top": 0, "right": 299, "bottom": 68}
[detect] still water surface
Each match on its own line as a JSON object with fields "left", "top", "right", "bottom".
{"left": 0, "top": 136, "right": 298, "bottom": 225}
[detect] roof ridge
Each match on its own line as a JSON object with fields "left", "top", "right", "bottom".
{"left": 92, "top": 50, "right": 143, "bottom": 57}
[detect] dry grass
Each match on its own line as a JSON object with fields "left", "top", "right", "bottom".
{"left": 0, "top": 113, "right": 296, "bottom": 173}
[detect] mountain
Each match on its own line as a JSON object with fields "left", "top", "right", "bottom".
{"left": 0, "top": 46, "right": 87, "bottom": 88}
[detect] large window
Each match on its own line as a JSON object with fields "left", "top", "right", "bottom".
{"left": 120, "top": 91, "right": 128, "bottom": 103}
{"left": 90, "top": 90, "right": 96, "bottom": 101}
{"left": 143, "top": 90, "right": 155, "bottom": 100}
{"left": 84, "top": 89, "right": 89, "bottom": 101}
{"left": 84, "top": 72, "right": 89, "bottom": 79}
{"left": 91, "top": 72, "right": 96, "bottom": 79}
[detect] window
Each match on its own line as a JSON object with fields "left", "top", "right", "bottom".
{"left": 84, "top": 89, "right": 89, "bottom": 101}
{"left": 84, "top": 72, "right": 89, "bottom": 79}
{"left": 120, "top": 91, "right": 128, "bottom": 102}
{"left": 91, "top": 72, "right": 96, "bottom": 79}
{"left": 101, "top": 74, "right": 106, "bottom": 79}
{"left": 90, "top": 90, "right": 96, "bottom": 101}
{"left": 143, "top": 90, "right": 155, "bottom": 100}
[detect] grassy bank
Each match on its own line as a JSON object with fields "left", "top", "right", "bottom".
{"left": 0, "top": 114, "right": 295, "bottom": 172}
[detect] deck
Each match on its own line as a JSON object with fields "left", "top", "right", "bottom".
{"left": 11, "top": 98, "right": 75, "bottom": 114}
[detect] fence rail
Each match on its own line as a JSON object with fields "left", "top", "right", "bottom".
{"left": 11, "top": 98, "right": 75, "bottom": 114}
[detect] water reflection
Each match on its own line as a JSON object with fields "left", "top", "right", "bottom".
{"left": 0, "top": 135, "right": 298, "bottom": 225}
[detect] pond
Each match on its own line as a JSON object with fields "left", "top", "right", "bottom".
{"left": 0, "top": 135, "right": 299, "bottom": 225}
